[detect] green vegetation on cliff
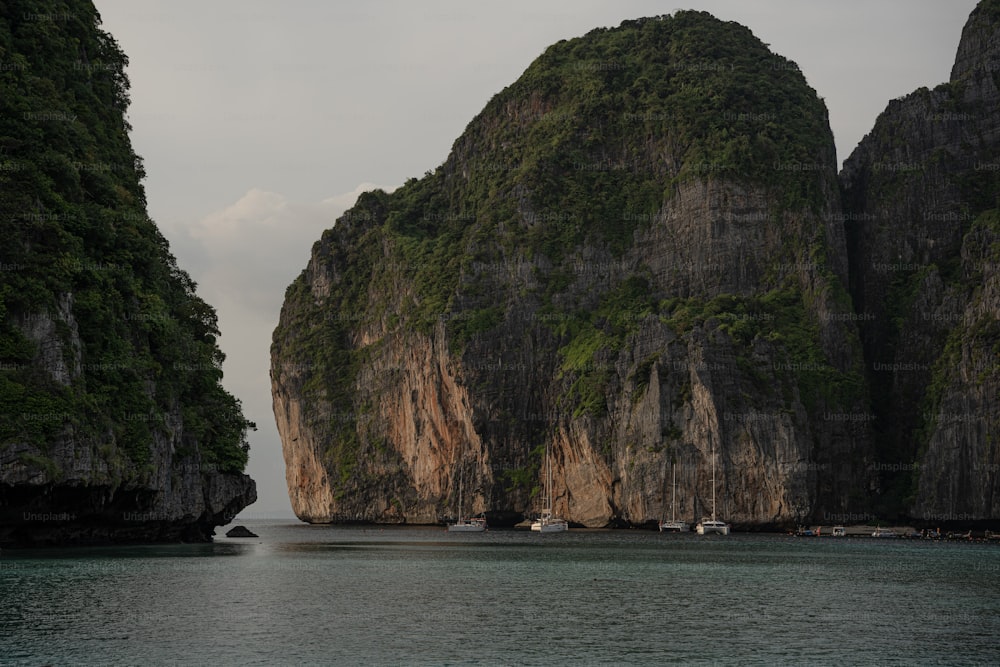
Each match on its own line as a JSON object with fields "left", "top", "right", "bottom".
{"left": 278, "top": 9, "right": 839, "bottom": 353}
{"left": 0, "top": 1, "right": 253, "bottom": 473}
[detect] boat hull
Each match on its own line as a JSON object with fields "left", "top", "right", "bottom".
{"left": 531, "top": 519, "right": 568, "bottom": 533}
{"left": 871, "top": 528, "right": 897, "bottom": 538}
{"left": 659, "top": 521, "right": 689, "bottom": 533}
{"left": 447, "top": 519, "right": 486, "bottom": 532}
{"left": 696, "top": 520, "right": 729, "bottom": 535}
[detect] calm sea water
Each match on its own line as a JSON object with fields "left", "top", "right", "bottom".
{"left": 1, "top": 521, "right": 999, "bottom": 666}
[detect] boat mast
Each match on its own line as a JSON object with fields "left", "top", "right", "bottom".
{"left": 542, "top": 447, "right": 552, "bottom": 516}
{"left": 658, "top": 459, "right": 667, "bottom": 525}
{"left": 710, "top": 440, "right": 716, "bottom": 522}
{"left": 671, "top": 461, "right": 677, "bottom": 522}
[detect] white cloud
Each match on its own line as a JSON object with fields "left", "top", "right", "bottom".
{"left": 185, "top": 182, "right": 388, "bottom": 317}
{"left": 190, "top": 188, "right": 330, "bottom": 312}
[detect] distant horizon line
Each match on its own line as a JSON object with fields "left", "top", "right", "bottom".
{"left": 232, "top": 509, "right": 298, "bottom": 520}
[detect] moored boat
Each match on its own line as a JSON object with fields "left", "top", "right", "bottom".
{"left": 697, "top": 519, "right": 730, "bottom": 535}
{"left": 695, "top": 440, "right": 729, "bottom": 536}
{"left": 531, "top": 445, "right": 568, "bottom": 533}
{"left": 530, "top": 512, "right": 569, "bottom": 533}
{"left": 660, "top": 520, "right": 688, "bottom": 532}
{"left": 447, "top": 469, "right": 486, "bottom": 532}
{"left": 659, "top": 461, "right": 689, "bottom": 533}
{"left": 448, "top": 516, "right": 487, "bottom": 532}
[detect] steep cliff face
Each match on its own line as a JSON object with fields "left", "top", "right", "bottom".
{"left": 0, "top": 1, "right": 255, "bottom": 546}
{"left": 914, "top": 212, "right": 1000, "bottom": 522}
{"left": 272, "top": 12, "right": 872, "bottom": 528}
{"left": 840, "top": 0, "right": 1000, "bottom": 522}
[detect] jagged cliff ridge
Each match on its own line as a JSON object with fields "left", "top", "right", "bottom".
{"left": 0, "top": 1, "right": 255, "bottom": 546}
{"left": 840, "top": 0, "right": 1000, "bottom": 523}
{"left": 272, "top": 11, "right": 874, "bottom": 528}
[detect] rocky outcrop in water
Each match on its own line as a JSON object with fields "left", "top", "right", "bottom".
{"left": 272, "top": 11, "right": 874, "bottom": 528}
{"left": 0, "top": 1, "right": 256, "bottom": 546}
{"left": 225, "top": 525, "right": 258, "bottom": 538}
{"left": 840, "top": 0, "right": 1000, "bottom": 523}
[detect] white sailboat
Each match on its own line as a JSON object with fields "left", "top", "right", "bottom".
{"left": 659, "top": 461, "right": 689, "bottom": 532}
{"left": 447, "top": 470, "right": 486, "bottom": 532}
{"left": 696, "top": 440, "right": 729, "bottom": 536}
{"left": 530, "top": 445, "right": 568, "bottom": 533}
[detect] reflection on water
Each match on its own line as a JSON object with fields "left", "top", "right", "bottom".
{"left": 5, "top": 540, "right": 256, "bottom": 561}
{"left": 1, "top": 521, "right": 999, "bottom": 666}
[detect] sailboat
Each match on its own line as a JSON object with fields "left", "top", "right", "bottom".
{"left": 447, "top": 469, "right": 486, "bottom": 532}
{"left": 659, "top": 461, "right": 688, "bottom": 532}
{"left": 530, "top": 445, "right": 568, "bottom": 533}
{"left": 696, "top": 440, "right": 729, "bottom": 535}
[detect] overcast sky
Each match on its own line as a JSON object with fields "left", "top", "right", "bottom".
{"left": 93, "top": 0, "right": 978, "bottom": 518}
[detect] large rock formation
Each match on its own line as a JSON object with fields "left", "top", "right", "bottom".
{"left": 0, "top": 1, "right": 255, "bottom": 546}
{"left": 272, "top": 11, "right": 874, "bottom": 528}
{"left": 840, "top": 0, "right": 1000, "bottom": 523}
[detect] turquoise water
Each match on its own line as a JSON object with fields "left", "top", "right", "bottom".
{"left": 1, "top": 522, "right": 999, "bottom": 666}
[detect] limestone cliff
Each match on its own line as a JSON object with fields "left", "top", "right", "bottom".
{"left": 839, "top": 0, "right": 1000, "bottom": 523}
{"left": 0, "top": 1, "right": 255, "bottom": 546}
{"left": 272, "top": 12, "right": 872, "bottom": 528}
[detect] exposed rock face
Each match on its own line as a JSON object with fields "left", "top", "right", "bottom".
{"left": 272, "top": 12, "right": 873, "bottom": 528}
{"left": 1, "top": 373, "right": 256, "bottom": 545}
{"left": 0, "top": 1, "right": 255, "bottom": 546}
{"left": 0, "top": 460, "right": 255, "bottom": 546}
{"left": 839, "top": 0, "right": 1000, "bottom": 522}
